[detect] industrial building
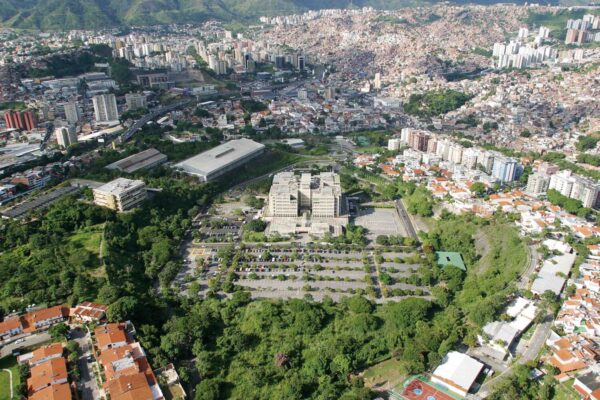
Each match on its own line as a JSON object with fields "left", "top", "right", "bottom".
{"left": 106, "top": 148, "right": 167, "bottom": 173}
{"left": 173, "top": 138, "right": 265, "bottom": 182}
{"left": 92, "top": 178, "right": 147, "bottom": 212}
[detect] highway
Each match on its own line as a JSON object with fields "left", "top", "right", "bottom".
{"left": 119, "top": 90, "right": 242, "bottom": 143}
{"left": 120, "top": 99, "right": 193, "bottom": 142}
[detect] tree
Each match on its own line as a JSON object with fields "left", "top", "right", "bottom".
{"left": 376, "top": 235, "right": 390, "bottom": 246}
{"left": 470, "top": 182, "right": 486, "bottom": 197}
{"left": 48, "top": 323, "right": 69, "bottom": 339}
{"left": 195, "top": 379, "right": 221, "bottom": 400}
{"left": 106, "top": 296, "right": 139, "bottom": 322}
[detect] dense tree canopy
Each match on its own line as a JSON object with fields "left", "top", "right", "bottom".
{"left": 404, "top": 90, "right": 472, "bottom": 118}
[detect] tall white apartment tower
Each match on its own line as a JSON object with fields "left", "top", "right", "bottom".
{"left": 64, "top": 101, "right": 81, "bottom": 124}
{"left": 92, "top": 93, "right": 119, "bottom": 123}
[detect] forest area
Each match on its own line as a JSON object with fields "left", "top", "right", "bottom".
{"left": 0, "top": 184, "right": 530, "bottom": 399}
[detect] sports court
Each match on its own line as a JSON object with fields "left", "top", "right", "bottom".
{"left": 400, "top": 379, "right": 456, "bottom": 400}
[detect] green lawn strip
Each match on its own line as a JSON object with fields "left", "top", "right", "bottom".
{"left": 0, "top": 356, "right": 20, "bottom": 400}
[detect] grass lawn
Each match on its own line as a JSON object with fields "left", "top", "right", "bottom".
{"left": 553, "top": 379, "right": 580, "bottom": 400}
{"left": 69, "top": 224, "right": 104, "bottom": 255}
{"left": 0, "top": 356, "right": 20, "bottom": 400}
{"left": 474, "top": 224, "right": 527, "bottom": 276}
{"left": 362, "top": 357, "right": 406, "bottom": 390}
{"left": 355, "top": 146, "right": 385, "bottom": 153}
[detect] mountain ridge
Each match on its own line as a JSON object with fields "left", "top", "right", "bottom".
{"left": 0, "top": 0, "right": 589, "bottom": 31}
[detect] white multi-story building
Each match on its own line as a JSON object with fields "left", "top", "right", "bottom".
{"left": 388, "top": 138, "right": 402, "bottom": 151}
{"left": 549, "top": 171, "right": 600, "bottom": 208}
{"left": 448, "top": 144, "right": 464, "bottom": 165}
{"left": 63, "top": 101, "right": 81, "bottom": 124}
{"left": 526, "top": 173, "right": 551, "bottom": 196}
{"left": 462, "top": 148, "right": 479, "bottom": 170}
{"left": 268, "top": 172, "right": 300, "bottom": 217}
{"left": 267, "top": 172, "right": 342, "bottom": 218}
{"left": 55, "top": 126, "right": 77, "bottom": 148}
{"left": 491, "top": 156, "right": 518, "bottom": 183}
{"left": 93, "top": 178, "right": 147, "bottom": 212}
{"left": 312, "top": 172, "right": 342, "bottom": 218}
{"left": 125, "top": 93, "right": 147, "bottom": 110}
{"left": 549, "top": 170, "right": 576, "bottom": 197}
{"left": 92, "top": 93, "right": 119, "bottom": 123}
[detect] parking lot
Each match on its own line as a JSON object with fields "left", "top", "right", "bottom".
{"left": 353, "top": 207, "right": 410, "bottom": 241}
{"left": 174, "top": 242, "right": 433, "bottom": 303}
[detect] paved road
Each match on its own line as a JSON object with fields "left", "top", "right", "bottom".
{"left": 2, "top": 368, "right": 13, "bottom": 399}
{"left": 72, "top": 328, "right": 101, "bottom": 400}
{"left": 395, "top": 199, "right": 418, "bottom": 239}
{"left": 0, "top": 332, "right": 51, "bottom": 358}
{"left": 517, "top": 245, "right": 539, "bottom": 290}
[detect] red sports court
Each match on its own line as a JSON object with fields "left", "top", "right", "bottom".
{"left": 401, "top": 379, "right": 455, "bottom": 400}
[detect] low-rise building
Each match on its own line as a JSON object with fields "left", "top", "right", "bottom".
{"left": 105, "top": 149, "right": 167, "bottom": 173}
{"left": 28, "top": 343, "right": 65, "bottom": 367}
{"left": 27, "top": 357, "right": 68, "bottom": 394}
{"left": 0, "top": 317, "right": 23, "bottom": 339}
{"left": 173, "top": 138, "right": 265, "bottom": 182}
{"left": 431, "top": 351, "right": 484, "bottom": 397}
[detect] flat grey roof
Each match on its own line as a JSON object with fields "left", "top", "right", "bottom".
{"left": 1, "top": 186, "right": 80, "bottom": 219}
{"left": 174, "top": 139, "right": 265, "bottom": 178}
{"left": 106, "top": 148, "right": 167, "bottom": 173}
{"left": 94, "top": 178, "right": 146, "bottom": 195}
{"left": 531, "top": 252, "right": 576, "bottom": 295}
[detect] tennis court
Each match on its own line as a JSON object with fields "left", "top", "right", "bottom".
{"left": 400, "top": 379, "right": 455, "bottom": 400}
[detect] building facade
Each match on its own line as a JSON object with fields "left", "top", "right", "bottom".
{"left": 268, "top": 172, "right": 342, "bottom": 218}
{"left": 4, "top": 110, "right": 37, "bottom": 131}
{"left": 92, "top": 93, "right": 119, "bottom": 123}
{"left": 93, "top": 178, "right": 147, "bottom": 212}
{"left": 55, "top": 126, "right": 77, "bottom": 148}
{"left": 125, "top": 93, "right": 148, "bottom": 110}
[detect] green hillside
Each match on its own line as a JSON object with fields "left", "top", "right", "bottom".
{"left": 0, "top": 0, "right": 593, "bottom": 30}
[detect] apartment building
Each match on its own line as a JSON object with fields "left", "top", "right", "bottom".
{"left": 549, "top": 170, "right": 600, "bottom": 209}
{"left": 526, "top": 173, "right": 551, "bottom": 196}
{"left": 125, "top": 93, "right": 148, "bottom": 110}
{"left": 92, "top": 93, "right": 119, "bottom": 123}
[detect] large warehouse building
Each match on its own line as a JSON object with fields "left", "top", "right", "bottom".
{"left": 173, "top": 138, "right": 265, "bottom": 182}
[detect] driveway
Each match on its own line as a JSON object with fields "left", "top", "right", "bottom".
{"left": 71, "top": 328, "right": 101, "bottom": 400}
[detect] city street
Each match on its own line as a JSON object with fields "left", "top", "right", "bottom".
{"left": 0, "top": 332, "right": 51, "bottom": 358}
{"left": 71, "top": 328, "right": 101, "bottom": 400}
